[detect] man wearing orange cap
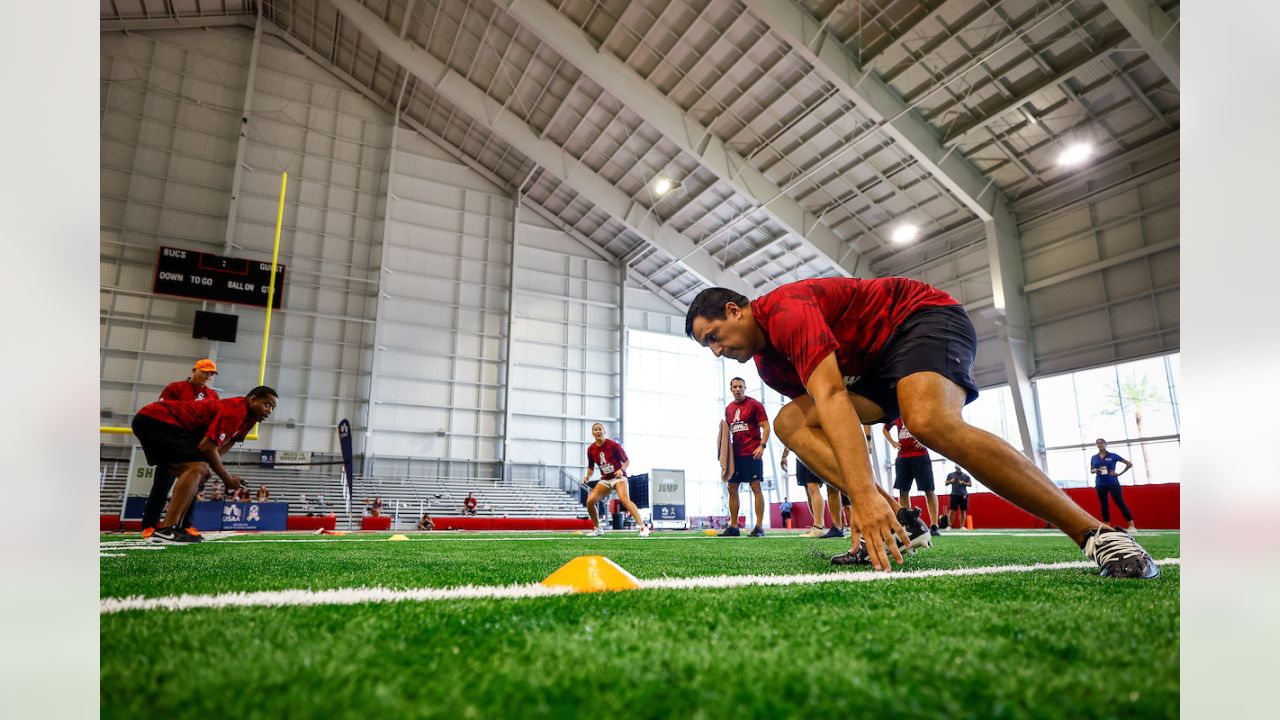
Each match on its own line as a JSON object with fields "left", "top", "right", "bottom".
{"left": 140, "top": 359, "right": 221, "bottom": 539}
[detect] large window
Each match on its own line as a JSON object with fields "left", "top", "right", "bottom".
{"left": 1036, "top": 353, "right": 1180, "bottom": 487}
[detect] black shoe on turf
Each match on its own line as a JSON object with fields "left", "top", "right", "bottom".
{"left": 930, "top": 524, "right": 941, "bottom": 536}
{"left": 149, "top": 526, "right": 200, "bottom": 545}
{"left": 831, "top": 547, "right": 871, "bottom": 566}
{"left": 1083, "top": 527, "right": 1159, "bottom": 579}
{"left": 748, "top": 527, "right": 765, "bottom": 537}
{"left": 819, "top": 526, "right": 845, "bottom": 539}
{"left": 896, "top": 507, "right": 933, "bottom": 551}
{"left": 719, "top": 527, "right": 741, "bottom": 537}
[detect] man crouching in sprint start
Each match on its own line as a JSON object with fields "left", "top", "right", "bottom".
{"left": 685, "top": 278, "right": 1158, "bottom": 578}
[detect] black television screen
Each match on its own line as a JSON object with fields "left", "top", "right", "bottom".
{"left": 193, "top": 311, "right": 238, "bottom": 342}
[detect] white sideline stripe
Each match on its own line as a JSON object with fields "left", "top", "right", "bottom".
{"left": 100, "top": 557, "right": 1179, "bottom": 614}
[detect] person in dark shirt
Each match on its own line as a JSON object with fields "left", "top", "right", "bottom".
{"left": 685, "top": 278, "right": 1158, "bottom": 578}
{"left": 945, "top": 466, "right": 973, "bottom": 530}
{"left": 1091, "top": 438, "right": 1136, "bottom": 531}
{"left": 416, "top": 512, "right": 435, "bottom": 531}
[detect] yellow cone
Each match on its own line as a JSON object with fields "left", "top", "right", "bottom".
{"left": 387, "top": 534, "right": 409, "bottom": 541}
{"left": 704, "top": 529, "right": 718, "bottom": 536}
{"left": 540, "top": 555, "right": 640, "bottom": 593}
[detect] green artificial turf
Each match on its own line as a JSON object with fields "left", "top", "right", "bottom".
{"left": 100, "top": 531, "right": 1179, "bottom": 719}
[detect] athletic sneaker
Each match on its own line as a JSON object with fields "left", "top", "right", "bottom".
{"left": 183, "top": 527, "right": 204, "bottom": 543}
{"left": 748, "top": 527, "right": 765, "bottom": 537}
{"left": 719, "top": 527, "right": 741, "bottom": 537}
{"left": 637, "top": 525, "right": 651, "bottom": 538}
{"left": 586, "top": 527, "right": 605, "bottom": 537}
{"left": 1083, "top": 527, "right": 1159, "bottom": 579}
{"left": 930, "top": 524, "right": 941, "bottom": 536}
{"left": 140, "top": 527, "right": 155, "bottom": 540}
{"left": 148, "top": 527, "right": 200, "bottom": 545}
{"left": 819, "top": 526, "right": 845, "bottom": 539}
{"left": 831, "top": 508, "right": 933, "bottom": 565}
{"left": 801, "top": 526, "right": 826, "bottom": 538}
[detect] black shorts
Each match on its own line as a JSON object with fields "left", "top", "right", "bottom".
{"left": 131, "top": 414, "right": 206, "bottom": 469}
{"left": 795, "top": 460, "right": 824, "bottom": 486}
{"left": 893, "top": 455, "right": 935, "bottom": 492}
{"left": 730, "top": 455, "right": 763, "bottom": 484}
{"left": 849, "top": 305, "right": 980, "bottom": 423}
{"left": 949, "top": 494, "right": 968, "bottom": 511}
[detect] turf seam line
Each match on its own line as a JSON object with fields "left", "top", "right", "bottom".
{"left": 100, "top": 558, "right": 1179, "bottom": 614}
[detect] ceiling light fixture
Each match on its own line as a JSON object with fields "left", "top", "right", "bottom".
{"left": 1057, "top": 142, "right": 1094, "bottom": 167}
{"left": 653, "top": 177, "right": 673, "bottom": 196}
{"left": 891, "top": 224, "right": 920, "bottom": 244}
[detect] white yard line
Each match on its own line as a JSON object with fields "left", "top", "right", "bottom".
{"left": 100, "top": 557, "right": 1179, "bottom": 614}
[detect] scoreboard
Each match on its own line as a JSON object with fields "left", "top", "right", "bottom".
{"left": 153, "top": 246, "right": 285, "bottom": 309}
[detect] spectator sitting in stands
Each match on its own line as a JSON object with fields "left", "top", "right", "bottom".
{"left": 416, "top": 512, "right": 435, "bottom": 531}
{"left": 299, "top": 492, "right": 312, "bottom": 515}
{"left": 210, "top": 486, "right": 225, "bottom": 502}
{"left": 256, "top": 484, "right": 270, "bottom": 502}
{"left": 234, "top": 485, "right": 251, "bottom": 503}
{"left": 371, "top": 496, "right": 383, "bottom": 517}
{"left": 464, "top": 492, "right": 478, "bottom": 516}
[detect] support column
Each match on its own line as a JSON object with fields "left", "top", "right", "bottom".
{"left": 985, "top": 202, "right": 1047, "bottom": 471}
{"left": 616, "top": 259, "right": 627, "bottom": 445}
{"left": 501, "top": 198, "right": 521, "bottom": 476}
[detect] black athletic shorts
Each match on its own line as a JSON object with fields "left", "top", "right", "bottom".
{"left": 893, "top": 455, "right": 935, "bottom": 492}
{"left": 949, "top": 494, "right": 968, "bottom": 511}
{"left": 795, "top": 460, "right": 824, "bottom": 486}
{"left": 730, "top": 455, "right": 764, "bottom": 484}
{"left": 131, "top": 414, "right": 206, "bottom": 468}
{"left": 849, "top": 305, "right": 980, "bottom": 423}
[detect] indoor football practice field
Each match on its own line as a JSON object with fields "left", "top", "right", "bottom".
{"left": 101, "top": 529, "right": 1180, "bottom": 718}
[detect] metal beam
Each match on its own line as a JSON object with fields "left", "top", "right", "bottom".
{"left": 1100, "top": 0, "right": 1179, "bottom": 89}
{"left": 100, "top": 14, "right": 254, "bottom": 32}
{"left": 493, "top": 0, "right": 867, "bottom": 278}
{"left": 328, "top": 0, "right": 753, "bottom": 296}
{"left": 740, "top": 0, "right": 1010, "bottom": 223}
{"left": 1021, "top": 237, "right": 1178, "bottom": 293}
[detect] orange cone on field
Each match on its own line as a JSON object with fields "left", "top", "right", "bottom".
{"left": 966, "top": 515, "right": 974, "bottom": 530}
{"left": 540, "top": 555, "right": 640, "bottom": 593}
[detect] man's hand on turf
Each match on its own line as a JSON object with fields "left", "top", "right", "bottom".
{"left": 848, "top": 491, "right": 909, "bottom": 571}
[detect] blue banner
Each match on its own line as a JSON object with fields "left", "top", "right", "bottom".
{"left": 259, "top": 449, "right": 276, "bottom": 469}
{"left": 653, "top": 504, "right": 686, "bottom": 521}
{"left": 189, "top": 502, "right": 288, "bottom": 531}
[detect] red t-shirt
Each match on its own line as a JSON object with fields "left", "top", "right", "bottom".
{"left": 464, "top": 496, "right": 477, "bottom": 510}
{"left": 159, "top": 379, "right": 220, "bottom": 403}
{"left": 750, "top": 277, "right": 960, "bottom": 399}
{"left": 725, "top": 397, "right": 768, "bottom": 457}
{"left": 587, "top": 439, "right": 628, "bottom": 478}
{"left": 136, "top": 396, "right": 255, "bottom": 447}
{"left": 890, "top": 418, "right": 928, "bottom": 458}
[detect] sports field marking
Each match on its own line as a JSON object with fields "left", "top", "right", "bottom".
{"left": 100, "top": 557, "right": 1179, "bottom": 614}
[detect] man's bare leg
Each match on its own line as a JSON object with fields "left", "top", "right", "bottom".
{"left": 896, "top": 372, "right": 1104, "bottom": 545}
{"left": 750, "top": 480, "right": 765, "bottom": 531}
{"left": 825, "top": 486, "right": 844, "bottom": 531}
{"left": 727, "top": 484, "right": 741, "bottom": 528}
{"left": 161, "top": 462, "right": 209, "bottom": 528}
{"left": 925, "top": 491, "right": 939, "bottom": 529}
{"left": 775, "top": 397, "right": 901, "bottom": 512}
{"left": 805, "top": 483, "right": 825, "bottom": 529}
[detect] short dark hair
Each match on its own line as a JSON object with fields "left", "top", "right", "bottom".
{"left": 685, "top": 287, "right": 751, "bottom": 338}
{"left": 730, "top": 377, "right": 746, "bottom": 385}
{"left": 247, "top": 385, "right": 278, "bottom": 400}
{"left": 1096, "top": 437, "right": 1106, "bottom": 443}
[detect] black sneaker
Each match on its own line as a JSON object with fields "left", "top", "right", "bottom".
{"left": 930, "top": 524, "right": 941, "bottom": 536}
{"left": 830, "top": 549, "right": 870, "bottom": 566}
{"left": 896, "top": 507, "right": 933, "bottom": 552}
{"left": 748, "top": 527, "right": 765, "bottom": 537}
{"left": 719, "top": 527, "right": 741, "bottom": 537}
{"left": 149, "top": 527, "right": 200, "bottom": 545}
{"left": 819, "top": 526, "right": 845, "bottom": 539}
{"left": 1083, "top": 527, "right": 1159, "bottom": 579}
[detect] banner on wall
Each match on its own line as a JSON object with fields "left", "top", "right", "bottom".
{"left": 650, "top": 468, "right": 687, "bottom": 529}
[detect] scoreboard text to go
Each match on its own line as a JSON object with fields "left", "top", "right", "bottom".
{"left": 153, "top": 246, "right": 285, "bottom": 309}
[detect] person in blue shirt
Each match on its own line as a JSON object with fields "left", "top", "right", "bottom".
{"left": 1090, "top": 438, "right": 1136, "bottom": 531}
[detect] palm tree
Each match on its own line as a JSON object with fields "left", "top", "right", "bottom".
{"left": 1102, "top": 372, "right": 1165, "bottom": 482}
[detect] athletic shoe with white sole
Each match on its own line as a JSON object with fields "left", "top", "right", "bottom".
{"left": 1083, "top": 527, "right": 1159, "bottom": 579}
{"left": 819, "top": 526, "right": 845, "bottom": 539}
{"left": 748, "top": 527, "right": 765, "bottom": 537}
{"left": 637, "top": 525, "right": 651, "bottom": 538}
{"left": 148, "top": 527, "right": 200, "bottom": 545}
{"left": 586, "top": 527, "right": 605, "bottom": 537}
{"left": 830, "top": 507, "right": 933, "bottom": 565}
{"left": 801, "top": 526, "right": 826, "bottom": 538}
{"left": 719, "top": 527, "right": 741, "bottom": 537}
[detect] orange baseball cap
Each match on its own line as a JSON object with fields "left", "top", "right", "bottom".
{"left": 193, "top": 359, "right": 218, "bottom": 373}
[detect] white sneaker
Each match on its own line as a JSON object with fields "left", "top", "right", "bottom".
{"left": 801, "top": 526, "right": 826, "bottom": 538}
{"left": 637, "top": 525, "right": 651, "bottom": 538}
{"left": 586, "top": 527, "right": 605, "bottom": 537}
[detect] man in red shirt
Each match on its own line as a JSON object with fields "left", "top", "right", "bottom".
{"left": 884, "top": 418, "right": 940, "bottom": 536}
{"left": 130, "top": 385, "right": 278, "bottom": 544}
{"left": 581, "top": 422, "right": 650, "bottom": 538}
{"left": 686, "top": 278, "right": 1157, "bottom": 579}
{"left": 722, "top": 377, "right": 770, "bottom": 537}
{"left": 140, "top": 358, "right": 222, "bottom": 538}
